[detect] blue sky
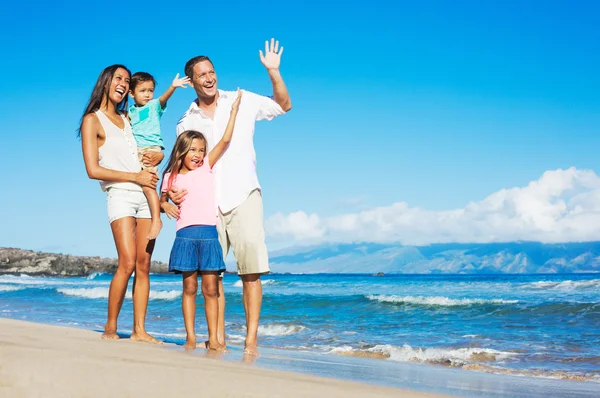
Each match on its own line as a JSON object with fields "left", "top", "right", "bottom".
{"left": 1, "top": 1, "right": 599, "bottom": 261}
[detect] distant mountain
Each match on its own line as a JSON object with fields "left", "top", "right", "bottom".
{"left": 4, "top": 242, "right": 600, "bottom": 276}
{"left": 268, "top": 242, "right": 600, "bottom": 274}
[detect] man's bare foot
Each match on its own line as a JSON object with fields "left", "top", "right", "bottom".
{"left": 147, "top": 219, "right": 163, "bottom": 240}
{"left": 101, "top": 330, "right": 119, "bottom": 340}
{"left": 130, "top": 332, "right": 162, "bottom": 344}
{"left": 243, "top": 345, "right": 260, "bottom": 356}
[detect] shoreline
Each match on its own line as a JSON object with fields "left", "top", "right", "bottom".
{"left": 0, "top": 318, "right": 443, "bottom": 398}
{"left": 2, "top": 319, "right": 599, "bottom": 397}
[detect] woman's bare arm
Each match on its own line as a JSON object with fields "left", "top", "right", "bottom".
{"left": 81, "top": 113, "right": 158, "bottom": 189}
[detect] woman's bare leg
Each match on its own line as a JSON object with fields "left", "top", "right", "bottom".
{"left": 130, "top": 218, "right": 160, "bottom": 344}
{"left": 103, "top": 217, "right": 137, "bottom": 340}
{"left": 182, "top": 271, "right": 199, "bottom": 349}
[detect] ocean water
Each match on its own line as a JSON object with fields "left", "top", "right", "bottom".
{"left": 1, "top": 273, "right": 600, "bottom": 386}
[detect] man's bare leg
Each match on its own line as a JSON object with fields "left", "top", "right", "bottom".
{"left": 130, "top": 219, "right": 161, "bottom": 344}
{"left": 241, "top": 273, "right": 262, "bottom": 355}
{"left": 103, "top": 217, "right": 137, "bottom": 340}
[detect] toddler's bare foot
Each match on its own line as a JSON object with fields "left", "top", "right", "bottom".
{"left": 147, "top": 219, "right": 163, "bottom": 240}
{"left": 130, "top": 332, "right": 161, "bottom": 344}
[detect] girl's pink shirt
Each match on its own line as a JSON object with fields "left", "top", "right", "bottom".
{"left": 162, "top": 159, "right": 218, "bottom": 230}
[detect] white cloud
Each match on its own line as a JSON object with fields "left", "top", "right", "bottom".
{"left": 265, "top": 167, "right": 600, "bottom": 246}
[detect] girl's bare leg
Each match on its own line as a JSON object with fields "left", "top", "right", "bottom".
{"left": 182, "top": 271, "right": 199, "bottom": 349}
{"left": 217, "top": 276, "right": 226, "bottom": 346}
{"left": 130, "top": 218, "right": 160, "bottom": 344}
{"left": 103, "top": 217, "right": 137, "bottom": 340}
{"left": 201, "top": 272, "right": 223, "bottom": 350}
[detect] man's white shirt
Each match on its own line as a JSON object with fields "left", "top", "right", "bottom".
{"left": 176, "top": 89, "right": 285, "bottom": 213}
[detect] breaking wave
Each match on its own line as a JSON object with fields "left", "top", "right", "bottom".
{"left": 524, "top": 279, "right": 600, "bottom": 290}
{"left": 57, "top": 287, "right": 181, "bottom": 300}
{"left": 330, "top": 344, "right": 516, "bottom": 366}
{"left": 258, "top": 323, "right": 306, "bottom": 336}
{"left": 366, "top": 295, "right": 518, "bottom": 306}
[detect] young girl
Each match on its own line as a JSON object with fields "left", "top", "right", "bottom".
{"left": 160, "top": 89, "right": 242, "bottom": 351}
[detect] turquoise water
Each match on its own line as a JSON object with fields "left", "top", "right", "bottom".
{"left": 1, "top": 273, "right": 599, "bottom": 383}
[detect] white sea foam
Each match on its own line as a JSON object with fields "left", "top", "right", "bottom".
{"left": 258, "top": 323, "right": 306, "bottom": 336}
{"left": 0, "top": 285, "right": 22, "bottom": 292}
{"left": 150, "top": 290, "right": 182, "bottom": 300}
{"left": 226, "top": 333, "right": 246, "bottom": 343}
{"left": 0, "top": 275, "right": 85, "bottom": 287}
{"left": 330, "top": 344, "right": 517, "bottom": 366}
{"left": 525, "top": 279, "right": 600, "bottom": 290}
{"left": 366, "top": 295, "right": 518, "bottom": 306}
{"left": 150, "top": 332, "right": 187, "bottom": 339}
{"left": 233, "top": 279, "right": 276, "bottom": 288}
{"left": 86, "top": 272, "right": 105, "bottom": 280}
{"left": 57, "top": 287, "right": 108, "bottom": 299}
{"left": 57, "top": 287, "right": 181, "bottom": 300}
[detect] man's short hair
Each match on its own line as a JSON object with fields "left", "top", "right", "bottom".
{"left": 130, "top": 72, "right": 156, "bottom": 91}
{"left": 184, "top": 56, "right": 214, "bottom": 79}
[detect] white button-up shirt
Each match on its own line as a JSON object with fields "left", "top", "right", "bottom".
{"left": 176, "top": 89, "right": 285, "bottom": 213}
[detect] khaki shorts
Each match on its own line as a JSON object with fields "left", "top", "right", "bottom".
{"left": 217, "top": 189, "right": 269, "bottom": 275}
{"left": 138, "top": 145, "right": 162, "bottom": 174}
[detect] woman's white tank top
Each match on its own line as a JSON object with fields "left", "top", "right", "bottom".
{"left": 95, "top": 110, "right": 142, "bottom": 192}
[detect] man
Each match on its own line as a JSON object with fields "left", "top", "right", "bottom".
{"left": 169, "top": 38, "right": 291, "bottom": 355}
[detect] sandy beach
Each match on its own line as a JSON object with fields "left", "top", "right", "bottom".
{"left": 0, "top": 318, "right": 447, "bottom": 398}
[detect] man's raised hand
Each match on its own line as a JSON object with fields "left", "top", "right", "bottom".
{"left": 259, "top": 38, "right": 283, "bottom": 70}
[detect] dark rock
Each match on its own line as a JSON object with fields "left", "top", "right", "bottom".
{"left": 0, "top": 247, "right": 168, "bottom": 277}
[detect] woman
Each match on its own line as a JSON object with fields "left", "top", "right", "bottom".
{"left": 79, "top": 64, "right": 162, "bottom": 343}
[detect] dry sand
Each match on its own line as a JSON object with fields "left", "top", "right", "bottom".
{"left": 0, "top": 318, "right": 450, "bottom": 397}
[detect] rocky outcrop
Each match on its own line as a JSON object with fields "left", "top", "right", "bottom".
{"left": 0, "top": 247, "right": 169, "bottom": 276}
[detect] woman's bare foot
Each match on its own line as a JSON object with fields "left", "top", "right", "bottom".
{"left": 130, "top": 332, "right": 162, "bottom": 344}
{"left": 147, "top": 219, "right": 163, "bottom": 241}
{"left": 243, "top": 345, "right": 260, "bottom": 356}
{"left": 102, "top": 326, "right": 119, "bottom": 340}
{"left": 101, "top": 331, "right": 119, "bottom": 340}
{"left": 183, "top": 339, "right": 199, "bottom": 350}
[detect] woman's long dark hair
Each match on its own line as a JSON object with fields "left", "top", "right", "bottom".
{"left": 77, "top": 64, "right": 131, "bottom": 137}
{"left": 162, "top": 130, "right": 208, "bottom": 189}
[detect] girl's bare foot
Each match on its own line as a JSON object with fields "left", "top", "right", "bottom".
{"left": 130, "top": 332, "right": 161, "bottom": 344}
{"left": 147, "top": 219, "right": 163, "bottom": 241}
{"left": 207, "top": 341, "right": 226, "bottom": 352}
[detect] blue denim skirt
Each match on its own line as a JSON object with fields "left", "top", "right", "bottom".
{"left": 168, "top": 225, "right": 226, "bottom": 273}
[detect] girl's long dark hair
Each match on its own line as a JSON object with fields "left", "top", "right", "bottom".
{"left": 77, "top": 64, "right": 131, "bottom": 137}
{"left": 162, "top": 130, "right": 208, "bottom": 189}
